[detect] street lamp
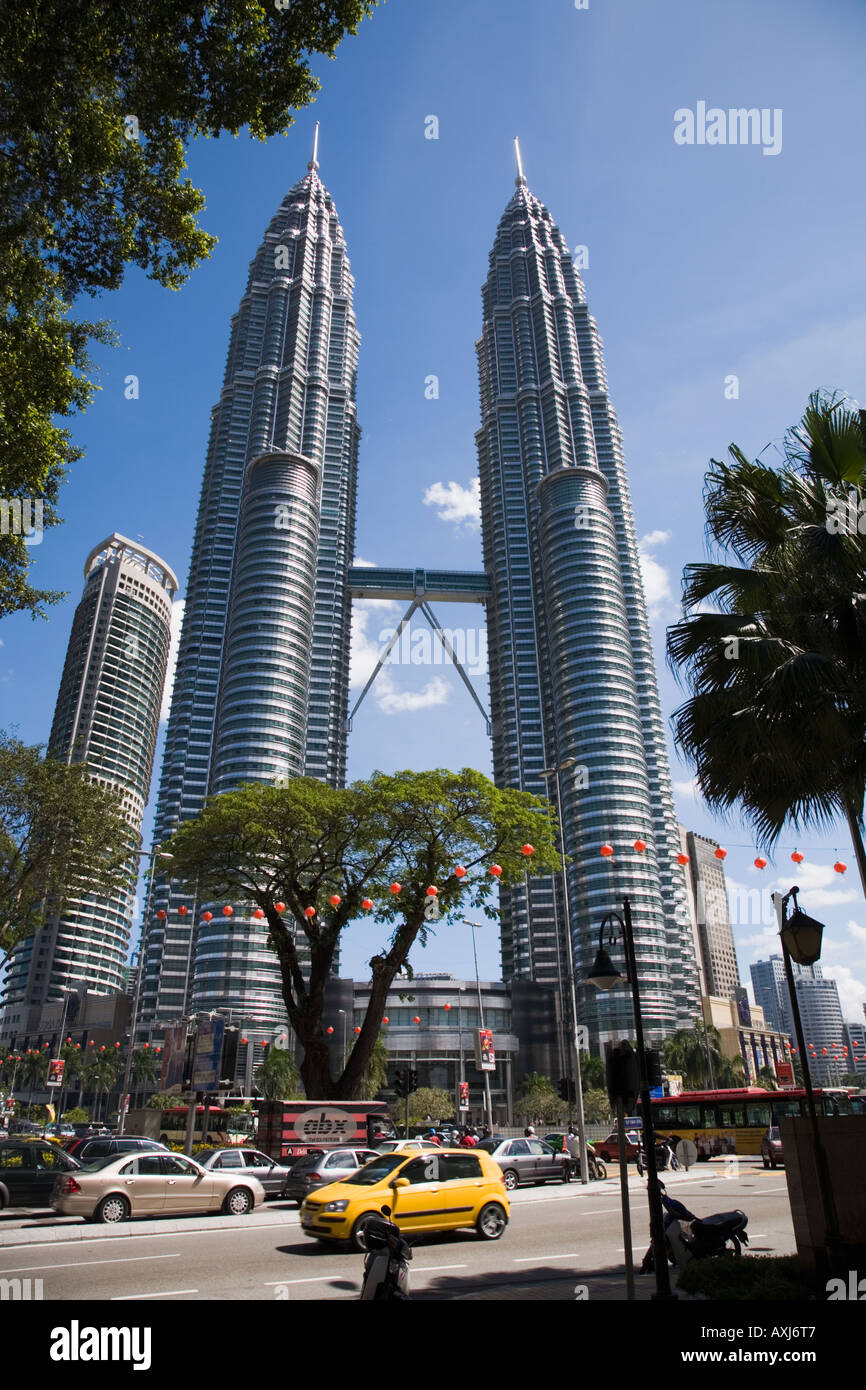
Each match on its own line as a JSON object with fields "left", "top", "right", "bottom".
{"left": 338, "top": 1009, "right": 348, "bottom": 1071}
{"left": 585, "top": 898, "right": 673, "bottom": 1299}
{"left": 539, "top": 758, "right": 589, "bottom": 1186}
{"left": 461, "top": 921, "right": 494, "bottom": 1132}
{"left": 117, "top": 847, "right": 174, "bottom": 1135}
{"left": 772, "top": 887, "right": 842, "bottom": 1277}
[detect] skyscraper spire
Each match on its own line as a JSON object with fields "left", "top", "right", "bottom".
{"left": 308, "top": 120, "right": 320, "bottom": 172}
{"left": 514, "top": 136, "right": 526, "bottom": 186}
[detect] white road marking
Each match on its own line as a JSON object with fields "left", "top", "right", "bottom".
{"left": 263, "top": 1276, "right": 343, "bottom": 1286}
{"left": 512, "top": 1252, "right": 581, "bottom": 1263}
{"left": 414, "top": 1263, "right": 468, "bottom": 1273}
{"left": 0, "top": 1252, "right": 181, "bottom": 1273}
{"left": 111, "top": 1288, "right": 198, "bottom": 1300}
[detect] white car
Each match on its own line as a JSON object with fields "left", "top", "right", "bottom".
{"left": 373, "top": 1139, "right": 441, "bottom": 1154}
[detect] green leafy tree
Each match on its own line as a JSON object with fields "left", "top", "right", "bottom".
{"left": 254, "top": 1045, "right": 301, "bottom": 1101}
{"left": 20, "top": 1048, "right": 49, "bottom": 1109}
{"left": 515, "top": 1072, "right": 567, "bottom": 1125}
{"left": 63, "top": 1106, "right": 89, "bottom": 1124}
{"left": 162, "top": 768, "right": 562, "bottom": 1100}
{"left": 0, "top": 0, "right": 378, "bottom": 618}
{"left": 667, "top": 391, "right": 866, "bottom": 896}
{"left": 662, "top": 1019, "right": 744, "bottom": 1090}
{"left": 361, "top": 1031, "right": 390, "bottom": 1102}
{"left": 130, "top": 1047, "right": 160, "bottom": 1107}
{"left": 398, "top": 1087, "right": 452, "bottom": 1127}
{"left": 580, "top": 1053, "right": 605, "bottom": 1092}
{"left": 841, "top": 1072, "right": 863, "bottom": 1086}
{"left": 583, "top": 1088, "right": 612, "bottom": 1124}
{"left": 79, "top": 1054, "right": 120, "bottom": 1122}
{"left": 146, "top": 1092, "right": 179, "bottom": 1110}
{"left": 756, "top": 1066, "right": 779, "bottom": 1090}
{"left": 0, "top": 734, "right": 132, "bottom": 956}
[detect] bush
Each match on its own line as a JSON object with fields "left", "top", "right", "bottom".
{"left": 676, "top": 1255, "right": 817, "bottom": 1301}
{"left": 63, "top": 1107, "right": 89, "bottom": 1124}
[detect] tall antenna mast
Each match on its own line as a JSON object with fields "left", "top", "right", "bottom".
{"left": 308, "top": 122, "right": 320, "bottom": 172}
{"left": 514, "top": 136, "right": 526, "bottom": 186}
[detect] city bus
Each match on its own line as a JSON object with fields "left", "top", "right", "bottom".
{"left": 155, "top": 1105, "right": 249, "bottom": 1148}
{"left": 641, "top": 1087, "right": 866, "bottom": 1158}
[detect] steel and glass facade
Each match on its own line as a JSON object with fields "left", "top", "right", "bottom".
{"left": 138, "top": 155, "right": 360, "bottom": 1035}
{"left": 0, "top": 536, "right": 176, "bottom": 1040}
{"left": 476, "top": 173, "right": 700, "bottom": 1046}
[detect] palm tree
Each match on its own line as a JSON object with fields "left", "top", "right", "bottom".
{"left": 20, "top": 1048, "right": 49, "bottom": 1110}
{"left": 130, "top": 1047, "right": 159, "bottom": 1108}
{"left": 667, "top": 391, "right": 866, "bottom": 893}
{"left": 253, "top": 1045, "right": 301, "bottom": 1101}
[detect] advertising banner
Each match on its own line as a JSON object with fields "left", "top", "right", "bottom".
{"left": 47, "top": 1059, "right": 65, "bottom": 1088}
{"left": 474, "top": 1028, "right": 495, "bottom": 1072}
{"left": 160, "top": 1025, "right": 188, "bottom": 1092}
{"left": 192, "top": 1017, "right": 225, "bottom": 1091}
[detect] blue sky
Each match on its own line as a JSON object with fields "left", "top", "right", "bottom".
{"left": 3, "top": 0, "right": 866, "bottom": 1020}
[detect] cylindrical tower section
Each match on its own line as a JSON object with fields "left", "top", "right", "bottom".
{"left": 536, "top": 466, "right": 674, "bottom": 1045}
{"left": 211, "top": 450, "right": 320, "bottom": 794}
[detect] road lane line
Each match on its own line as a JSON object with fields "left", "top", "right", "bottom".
{"left": 0, "top": 1253, "right": 182, "bottom": 1273}
{"left": 413, "top": 1264, "right": 468, "bottom": 1273}
{"left": 263, "top": 1276, "right": 347, "bottom": 1286}
{"left": 111, "top": 1288, "right": 198, "bottom": 1300}
{"left": 512, "top": 1252, "right": 581, "bottom": 1262}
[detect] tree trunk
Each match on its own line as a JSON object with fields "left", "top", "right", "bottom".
{"left": 843, "top": 792, "right": 866, "bottom": 902}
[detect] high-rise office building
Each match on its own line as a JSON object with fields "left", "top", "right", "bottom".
{"left": 0, "top": 536, "right": 176, "bottom": 1043}
{"left": 793, "top": 971, "right": 845, "bottom": 1085}
{"left": 138, "top": 137, "right": 360, "bottom": 1035}
{"left": 683, "top": 831, "right": 740, "bottom": 1000}
{"left": 750, "top": 956, "right": 791, "bottom": 1036}
{"left": 475, "top": 158, "right": 700, "bottom": 1044}
{"left": 844, "top": 1021, "right": 866, "bottom": 1078}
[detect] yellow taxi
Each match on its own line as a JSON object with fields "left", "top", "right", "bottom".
{"left": 300, "top": 1146, "right": 510, "bottom": 1251}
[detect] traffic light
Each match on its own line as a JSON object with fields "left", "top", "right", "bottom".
{"left": 393, "top": 1069, "right": 407, "bottom": 1097}
{"left": 645, "top": 1048, "right": 663, "bottom": 1089}
{"left": 558, "top": 1078, "right": 568, "bottom": 1101}
{"left": 408, "top": 1069, "right": 418, "bottom": 1093}
{"left": 605, "top": 1040, "right": 640, "bottom": 1111}
{"left": 558, "top": 1078, "right": 577, "bottom": 1103}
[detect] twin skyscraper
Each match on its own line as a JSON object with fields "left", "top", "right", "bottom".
{"left": 138, "top": 139, "right": 701, "bottom": 1052}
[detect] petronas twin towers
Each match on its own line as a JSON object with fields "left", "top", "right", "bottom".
{"left": 138, "top": 139, "right": 700, "bottom": 1051}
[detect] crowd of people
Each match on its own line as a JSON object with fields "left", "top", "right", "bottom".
{"left": 424, "top": 1123, "right": 492, "bottom": 1147}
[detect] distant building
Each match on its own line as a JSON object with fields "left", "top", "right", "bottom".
{"left": 750, "top": 956, "right": 792, "bottom": 1036}
{"left": 703, "top": 995, "right": 790, "bottom": 1084}
{"left": 681, "top": 829, "right": 740, "bottom": 1000}
{"left": 845, "top": 1022, "right": 866, "bottom": 1078}
{"left": 0, "top": 536, "right": 176, "bottom": 1047}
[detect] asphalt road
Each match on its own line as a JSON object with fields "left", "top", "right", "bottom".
{"left": 0, "top": 1161, "right": 795, "bottom": 1301}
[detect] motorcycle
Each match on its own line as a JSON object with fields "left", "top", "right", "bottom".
{"left": 640, "top": 1182, "right": 749, "bottom": 1273}
{"left": 566, "top": 1147, "right": 608, "bottom": 1182}
{"left": 359, "top": 1205, "right": 412, "bottom": 1300}
{"left": 636, "top": 1136, "right": 680, "bottom": 1176}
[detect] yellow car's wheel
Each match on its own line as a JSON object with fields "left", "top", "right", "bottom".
{"left": 476, "top": 1203, "right": 507, "bottom": 1240}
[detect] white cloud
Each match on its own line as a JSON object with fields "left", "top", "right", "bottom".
{"left": 159, "top": 599, "right": 186, "bottom": 723}
{"left": 352, "top": 556, "right": 377, "bottom": 569}
{"left": 423, "top": 478, "right": 481, "bottom": 531}
{"left": 769, "top": 861, "right": 859, "bottom": 912}
{"left": 820, "top": 964, "right": 866, "bottom": 1023}
{"left": 673, "top": 777, "right": 700, "bottom": 801}
{"left": 638, "top": 529, "right": 676, "bottom": 621}
{"left": 848, "top": 921, "right": 866, "bottom": 949}
{"left": 349, "top": 601, "right": 451, "bottom": 718}
{"left": 376, "top": 676, "right": 451, "bottom": 715}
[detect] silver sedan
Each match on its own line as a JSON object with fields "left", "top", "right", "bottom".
{"left": 196, "top": 1146, "right": 293, "bottom": 1197}
{"left": 51, "top": 1150, "right": 266, "bottom": 1224}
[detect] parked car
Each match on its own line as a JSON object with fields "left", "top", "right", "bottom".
{"left": 283, "top": 1146, "right": 380, "bottom": 1204}
{"left": 196, "top": 1147, "right": 295, "bottom": 1198}
{"left": 65, "top": 1135, "right": 168, "bottom": 1163}
{"left": 594, "top": 1131, "right": 642, "bottom": 1164}
{"left": 761, "top": 1126, "right": 783, "bottom": 1169}
{"left": 475, "top": 1136, "right": 570, "bottom": 1190}
{"left": 51, "top": 1150, "right": 266, "bottom": 1223}
{"left": 300, "top": 1147, "right": 509, "bottom": 1250}
{"left": 0, "top": 1138, "right": 81, "bottom": 1210}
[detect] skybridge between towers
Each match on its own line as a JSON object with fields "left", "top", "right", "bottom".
{"left": 346, "top": 566, "right": 492, "bottom": 734}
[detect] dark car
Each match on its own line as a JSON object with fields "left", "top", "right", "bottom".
{"left": 475, "top": 1136, "right": 570, "bottom": 1190}
{"left": 761, "top": 1126, "right": 783, "bottom": 1169}
{"left": 284, "top": 1147, "right": 381, "bottom": 1204}
{"left": 65, "top": 1135, "right": 168, "bottom": 1163}
{"left": 196, "top": 1147, "right": 294, "bottom": 1198}
{"left": 0, "top": 1138, "right": 81, "bottom": 1210}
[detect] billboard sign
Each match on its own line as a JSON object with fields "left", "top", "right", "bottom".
{"left": 46, "top": 1059, "right": 65, "bottom": 1088}
{"left": 474, "top": 1028, "right": 495, "bottom": 1072}
{"left": 775, "top": 1061, "right": 795, "bottom": 1089}
{"left": 160, "top": 1025, "right": 187, "bottom": 1092}
{"left": 192, "top": 1018, "right": 225, "bottom": 1091}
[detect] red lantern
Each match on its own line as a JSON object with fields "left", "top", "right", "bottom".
{"left": 115, "top": 1042, "right": 120, "bottom": 1048}
{"left": 202, "top": 911, "right": 213, "bottom": 921}
{"left": 791, "top": 850, "right": 804, "bottom": 864}
{"left": 89, "top": 1040, "right": 95, "bottom": 1047}
{"left": 521, "top": 844, "right": 534, "bottom": 856}
{"left": 754, "top": 857, "right": 767, "bottom": 870}
{"left": 454, "top": 865, "right": 467, "bottom": 878}
{"left": 834, "top": 861, "right": 847, "bottom": 874}
{"left": 600, "top": 844, "right": 614, "bottom": 858}
{"left": 426, "top": 886, "right": 438, "bottom": 897}
{"left": 822, "top": 1048, "right": 828, "bottom": 1055}
{"left": 222, "top": 905, "right": 234, "bottom": 916}
{"left": 354, "top": 1026, "right": 361, "bottom": 1034}
{"left": 362, "top": 899, "right": 374, "bottom": 911}
{"left": 677, "top": 853, "right": 689, "bottom": 866}
{"left": 383, "top": 1016, "right": 389, "bottom": 1025}
{"left": 143, "top": 1043, "right": 149, "bottom": 1049}
{"left": 490, "top": 864, "right": 503, "bottom": 877}
{"left": 714, "top": 847, "right": 727, "bottom": 860}
{"left": 241, "top": 1037, "right": 248, "bottom": 1044}
{"left": 443, "top": 1003, "right": 451, "bottom": 1011}
{"left": 390, "top": 882, "right": 402, "bottom": 894}
{"left": 633, "top": 839, "right": 647, "bottom": 854}
{"left": 156, "top": 909, "right": 166, "bottom": 920}
{"left": 304, "top": 906, "right": 316, "bottom": 918}
{"left": 413, "top": 1016, "right": 421, "bottom": 1025}
{"left": 253, "top": 908, "right": 265, "bottom": 919}
{"left": 99, "top": 1046, "right": 105, "bottom": 1052}
{"left": 66, "top": 1036, "right": 72, "bottom": 1043}
{"left": 178, "top": 905, "right": 188, "bottom": 916}
{"left": 327, "top": 1027, "right": 334, "bottom": 1035}
{"left": 275, "top": 902, "right": 286, "bottom": 913}
{"left": 790, "top": 1047, "right": 797, "bottom": 1054}
{"left": 330, "top": 895, "right": 342, "bottom": 907}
